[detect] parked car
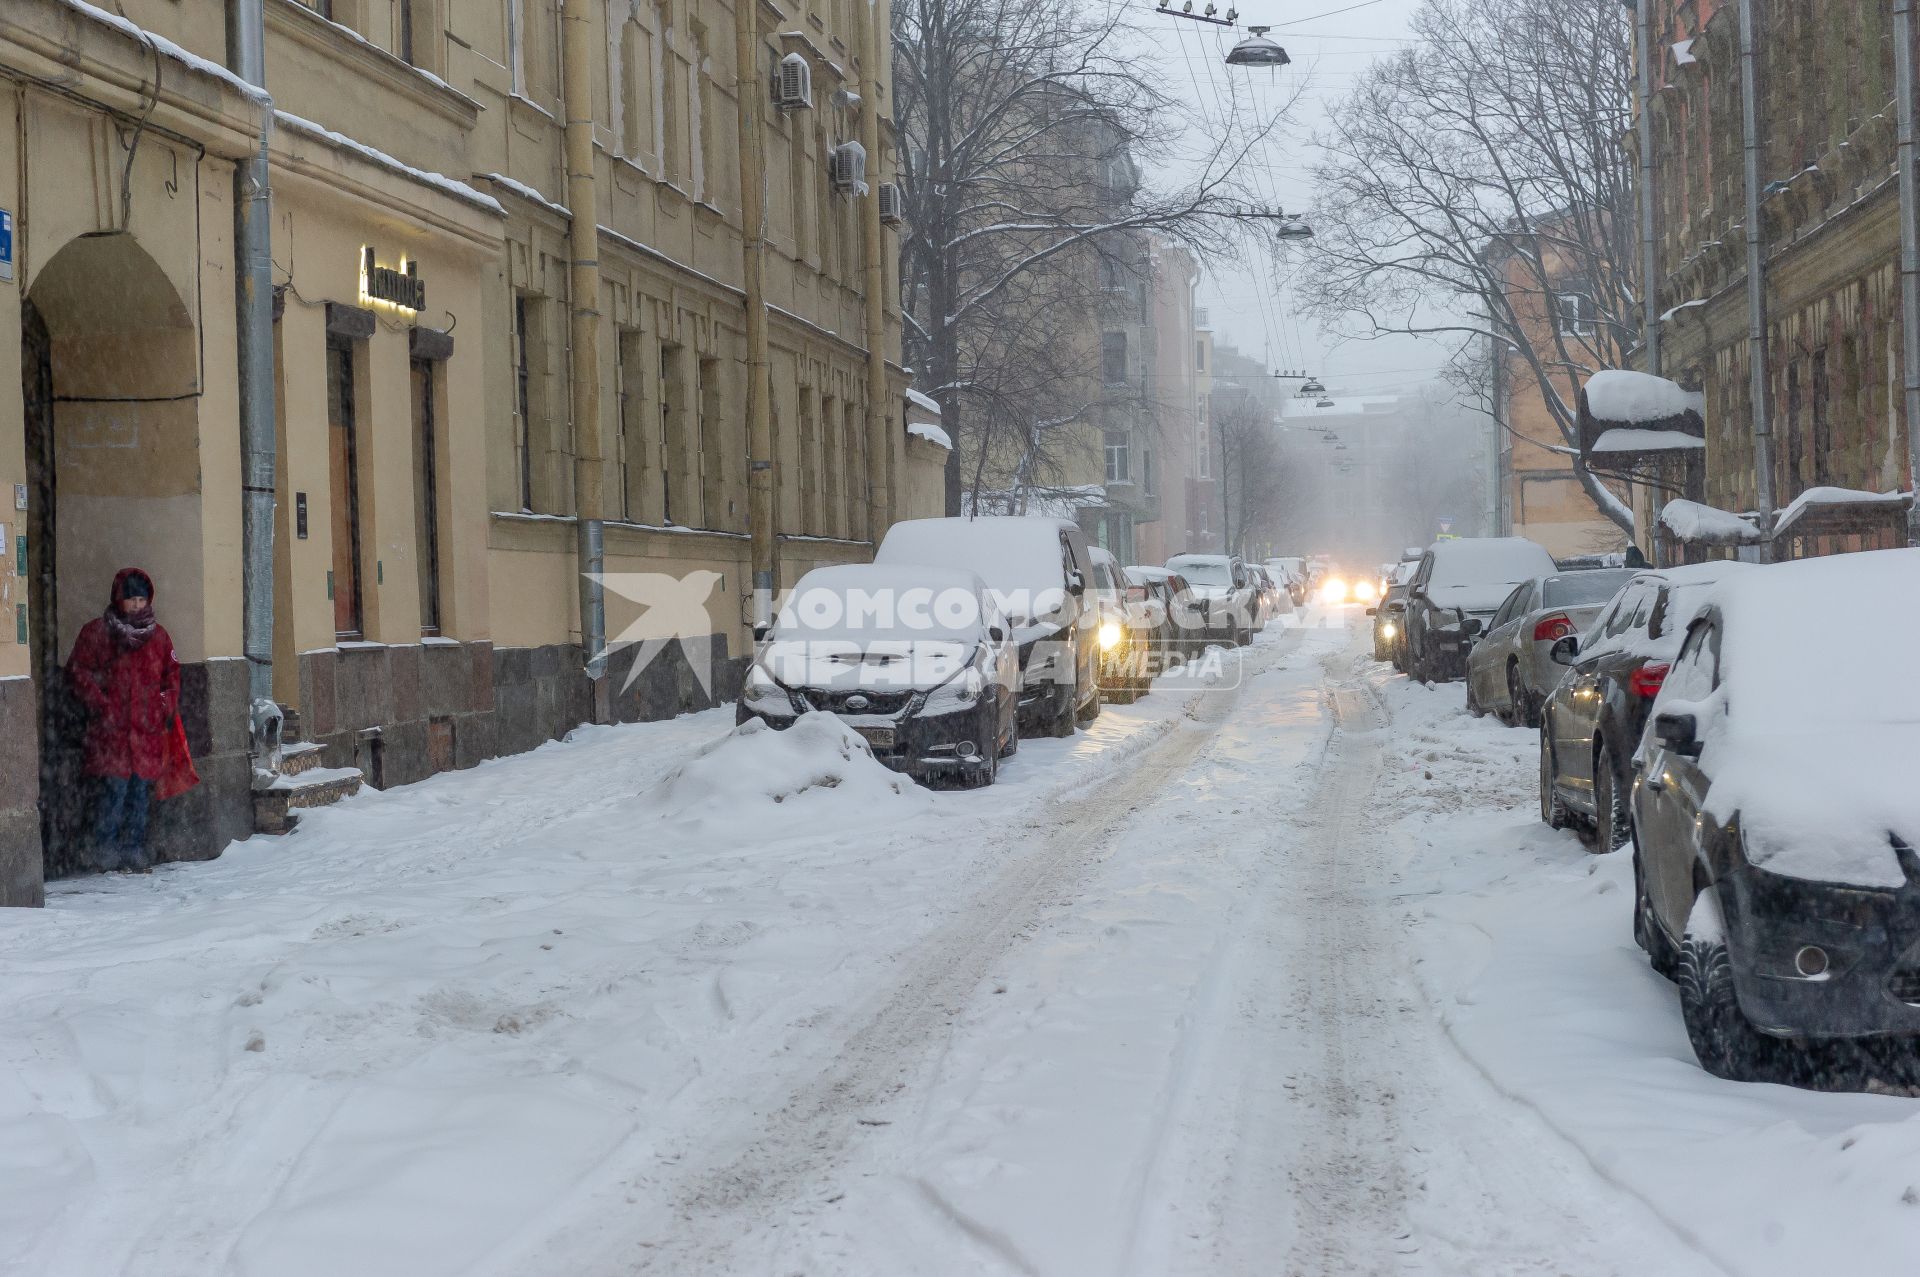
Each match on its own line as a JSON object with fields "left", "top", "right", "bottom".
{"left": 1367, "top": 561, "right": 1418, "bottom": 665}
{"left": 1538, "top": 561, "right": 1749, "bottom": 851}
{"left": 1630, "top": 549, "right": 1920, "bottom": 1083}
{"left": 1401, "top": 538, "right": 1557, "bottom": 683}
{"left": 1131, "top": 565, "right": 1207, "bottom": 653}
{"left": 1267, "top": 557, "right": 1309, "bottom": 606}
{"left": 1089, "top": 547, "right": 1149, "bottom": 703}
{"left": 736, "top": 564, "right": 1019, "bottom": 786}
{"left": 1124, "top": 566, "right": 1180, "bottom": 656}
{"left": 1166, "top": 553, "right": 1258, "bottom": 646}
{"left": 875, "top": 516, "right": 1100, "bottom": 737}
{"left": 1466, "top": 567, "right": 1637, "bottom": 727}
{"left": 1249, "top": 563, "right": 1291, "bottom": 629}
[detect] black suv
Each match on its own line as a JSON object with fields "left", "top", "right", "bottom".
{"left": 1401, "top": 538, "right": 1556, "bottom": 683}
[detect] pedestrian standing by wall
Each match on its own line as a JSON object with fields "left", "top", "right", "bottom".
{"left": 65, "top": 568, "right": 196, "bottom": 873}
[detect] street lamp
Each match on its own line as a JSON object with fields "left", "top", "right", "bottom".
{"left": 1226, "top": 26, "right": 1290, "bottom": 67}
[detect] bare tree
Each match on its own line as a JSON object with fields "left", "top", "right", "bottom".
{"left": 893, "top": 0, "right": 1296, "bottom": 513}
{"left": 1297, "top": 0, "right": 1636, "bottom": 532}
{"left": 1215, "top": 393, "right": 1299, "bottom": 557}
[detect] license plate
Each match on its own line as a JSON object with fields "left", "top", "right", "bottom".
{"left": 854, "top": 726, "right": 895, "bottom": 749}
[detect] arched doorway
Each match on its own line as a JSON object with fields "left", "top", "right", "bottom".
{"left": 21, "top": 231, "right": 204, "bottom": 878}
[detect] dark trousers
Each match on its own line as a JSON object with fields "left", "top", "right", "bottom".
{"left": 90, "top": 776, "right": 154, "bottom": 871}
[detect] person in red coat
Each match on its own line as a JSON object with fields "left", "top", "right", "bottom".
{"left": 66, "top": 568, "right": 183, "bottom": 872}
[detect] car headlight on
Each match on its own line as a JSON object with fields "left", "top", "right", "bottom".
{"left": 1320, "top": 577, "right": 1348, "bottom": 604}
{"left": 1098, "top": 619, "right": 1125, "bottom": 651}
{"left": 1354, "top": 580, "right": 1378, "bottom": 604}
{"left": 742, "top": 664, "right": 794, "bottom": 712}
{"left": 1381, "top": 621, "right": 1397, "bottom": 638}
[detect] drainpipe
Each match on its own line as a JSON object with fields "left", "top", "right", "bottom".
{"left": 1636, "top": 0, "right": 1661, "bottom": 377}
{"left": 735, "top": 0, "right": 775, "bottom": 631}
{"left": 1895, "top": 0, "right": 1920, "bottom": 546}
{"left": 1737, "top": 0, "right": 1775, "bottom": 553}
{"left": 227, "top": 0, "right": 282, "bottom": 772}
{"left": 561, "top": 0, "right": 607, "bottom": 703}
{"left": 858, "top": 0, "right": 894, "bottom": 540}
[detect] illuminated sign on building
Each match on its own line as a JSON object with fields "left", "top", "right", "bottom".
{"left": 360, "top": 247, "right": 424, "bottom": 313}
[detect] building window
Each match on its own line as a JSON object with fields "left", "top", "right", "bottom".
{"left": 1195, "top": 395, "right": 1212, "bottom": 478}
{"left": 1142, "top": 447, "right": 1156, "bottom": 496}
{"left": 1102, "top": 332, "right": 1128, "bottom": 384}
{"left": 660, "top": 340, "right": 688, "bottom": 524}
{"left": 1555, "top": 289, "right": 1595, "bottom": 337}
{"left": 411, "top": 357, "right": 442, "bottom": 635}
{"left": 507, "top": 0, "right": 525, "bottom": 94}
{"left": 512, "top": 293, "right": 535, "bottom": 512}
{"left": 327, "top": 336, "right": 365, "bottom": 639}
{"left": 616, "top": 328, "right": 647, "bottom": 522}
{"left": 1105, "top": 433, "right": 1131, "bottom": 484}
{"left": 1195, "top": 340, "right": 1205, "bottom": 371}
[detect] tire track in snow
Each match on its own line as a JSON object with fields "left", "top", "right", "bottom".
{"left": 522, "top": 633, "right": 1307, "bottom": 1276}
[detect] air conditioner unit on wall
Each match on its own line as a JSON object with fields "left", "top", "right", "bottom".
{"left": 830, "top": 141, "right": 868, "bottom": 194}
{"left": 777, "top": 53, "right": 813, "bottom": 110}
{"left": 877, "top": 182, "right": 905, "bottom": 226}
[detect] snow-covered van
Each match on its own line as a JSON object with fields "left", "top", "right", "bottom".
{"left": 874, "top": 516, "right": 1102, "bottom": 737}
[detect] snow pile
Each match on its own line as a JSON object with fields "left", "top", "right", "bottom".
{"left": 1582, "top": 369, "right": 1705, "bottom": 425}
{"left": 1659, "top": 498, "right": 1762, "bottom": 544}
{"left": 1770, "top": 485, "right": 1911, "bottom": 537}
{"left": 905, "top": 387, "right": 943, "bottom": 416}
{"left": 1590, "top": 427, "right": 1705, "bottom": 453}
{"left": 1676, "top": 548, "right": 1920, "bottom": 887}
{"left": 641, "top": 714, "right": 929, "bottom": 828}
{"left": 907, "top": 420, "right": 953, "bottom": 449}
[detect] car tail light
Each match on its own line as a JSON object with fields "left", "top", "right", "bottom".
{"left": 1629, "top": 662, "right": 1670, "bottom": 698}
{"left": 1532, "top": 613, "right": 1575, "bottom": 642}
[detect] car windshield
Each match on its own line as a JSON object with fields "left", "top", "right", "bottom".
{"left": 1170, "top": 558, "right": 1231, "bottom": 586}
{"left": 1542, "top": 570, "right": 1635, "bottom": 609}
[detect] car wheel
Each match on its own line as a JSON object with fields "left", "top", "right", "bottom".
{"left": 1678, "top": 893, "right": 1781, "bottom": 1083}
{"left": 1230, "top": 623, "right": 1248, "bottom": 648}
{"left": 1633, "top": 850, "right": 1680, "bottom": 979}
{"left": 1076, "top": 682, "right": 1102, "bottom": 724}
{"left": 1591, "top": 740, "right": 1630, "bottom": 854}
{"left": 1505, "top": 662, "right": 1533, "bottom": 729}
{"left": 966, "top": 740, "right": 999, "bottom": 789}
{"left": 1465, "top": 677, "right": 1487, "bottom": 718}
{"left": 1539, "top": 731, "right": 1572, "bottom": 830}
{"left": 997, "top": 701, "right": 1020, "bottom": 759}
{"left": 1048, "top": 679, "right": 1077, "bottom": 738}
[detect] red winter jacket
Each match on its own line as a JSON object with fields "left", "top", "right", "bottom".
{"left": 66, "top": 568, "right": 183, "bottom": 782}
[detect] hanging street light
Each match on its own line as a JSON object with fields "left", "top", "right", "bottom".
{"left": 1226, "top": 25, "right": 1290, "bottom": 66}
{"left": 1300, "top": 376, "right": 1327, "bottom": 395}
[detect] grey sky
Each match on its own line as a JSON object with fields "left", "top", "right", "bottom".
{"left": 1149, "top": 0, "right": 1443, "bottom": 393}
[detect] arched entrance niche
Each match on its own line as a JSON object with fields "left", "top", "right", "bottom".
{"left": 22, "top": 230, "right": 205, "bottom": 877}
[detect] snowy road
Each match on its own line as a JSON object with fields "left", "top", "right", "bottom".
{"left": 5, "top": 613, "right": 1920, "bottom": 1275}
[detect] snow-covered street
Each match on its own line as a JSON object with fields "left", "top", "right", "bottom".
{"left": 6, "top": 612, "right": 1920, "bottom": 1276}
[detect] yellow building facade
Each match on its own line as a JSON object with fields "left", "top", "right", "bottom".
{"left": 0, "top": 0, "right": 938, "bottom": 904}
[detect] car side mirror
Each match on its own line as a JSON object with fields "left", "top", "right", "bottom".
{"left": 1652, "top": 711, "right": 1700, "bottom": 756}
{"left": 989, "top": 625, "right": 1006, "bottom": 643}
{"left": 1066, "top": 571, "right": 1085, "bottom": 597}
{"left": 1461, "top": 618, "right": 1483, "bottom": 637}
{"left": 1365, "top": 606, "right": 1377, "bottom": 616}
{"left": 1550, "top": 635, "right": 1578, "bottom": 665}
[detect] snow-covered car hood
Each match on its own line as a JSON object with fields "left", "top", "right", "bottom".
{"left": 759, "top": 638, "right": 974, "bottom": 692}
{"left": 1693, "top": 722, "right": 1920, "bottom": 890}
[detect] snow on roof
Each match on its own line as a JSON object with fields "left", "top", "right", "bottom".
{"left": 276, "top": 113, "right": 504, "bottom": 216}
{"left": 875, "top": 516, "right": 1076, "bottom": 622}
{"left": 60, "top": 0, "right": 269, "bottom": 104}
{"left": 1591, "top": 428, "right": 1706, "bottom": 454}
{"left": 476, "top": 172, "right": 570, "bottom": 219}
{"left": 1657, "top": 499, "right": 1762, "bottom": 545}
{"left": 1769, "top": 486, "right": 1911, "bottom": 537}
{"left": 1678, "top": 549, "right": 1920, "bottom": 887}
{"left": 905, "top": 388, "right": 942, "bottom": 417}
{"left": 1659, "top": 298, "right": 1707, "bottom": 323}
{"left": 906, "top": 421, "right": 953, "bottom": 450}
{"left": 1424, "top": 538, "right": 1559, "bottom": 611}
{"left": 1582, "top": 370, "right": 1704, "bottom": 426}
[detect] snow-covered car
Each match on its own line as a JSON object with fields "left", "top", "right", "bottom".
{"left": 1401, "top": 537, "right": 1558, "bottom": 683}
{"left": 1466, "top": 567, "right": 1636, "bottom": 727}
{"left": 1123, "top": 566, "right": 1176, "bottom": 654}
{"left": 1538, "top": 561, "right": 1750, "bottom": 851}
{"left": 1628, "top": 549, "right": 1920, "bottom": 1082}
{"left": 1166, "top": 553, "right": 1258, "bottom": 646}
{"left": 1266, "top": 557, "right": 1308, "bottom": 606}
{"left": 737, "top": 564, "right": 1019, "bottom": 786}
{"left": 1248, "top": 564, "right": 1289, "bottom": 630}
{"left": 1089, "top": 547, "right": 1149, "bottom": 703}
{"left": 874, "top": 516, "right": 1101, "bottom": 737}
{"left": 1366, "top": 561, "right": 1418, "bottom": 665}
